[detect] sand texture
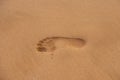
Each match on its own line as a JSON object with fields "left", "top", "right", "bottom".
{"left": 0, "top": 0, "right": 120, "bottom": 80}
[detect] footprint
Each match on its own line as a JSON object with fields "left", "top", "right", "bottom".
{"left": 37, "top": 37, "right": 85, "bottom": 52}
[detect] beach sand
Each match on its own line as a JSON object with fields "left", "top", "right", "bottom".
{"left": 0, "top": 0, "right": 120, "bottom": 80}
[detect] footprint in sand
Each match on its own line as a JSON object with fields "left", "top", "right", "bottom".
{"left": 36, "top": 37, "right": 86, "bottom": 52}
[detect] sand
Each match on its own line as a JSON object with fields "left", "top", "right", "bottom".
{"left": 0, "top": 0, "right": 120, "bottom": 80}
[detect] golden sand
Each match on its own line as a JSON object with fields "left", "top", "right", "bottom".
{"left": 0, "top": 0, "right": 120, "bottom": 80}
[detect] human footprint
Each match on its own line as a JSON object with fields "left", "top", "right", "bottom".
{"left": 37, "top": 37, "right": 85, "bottom": 52}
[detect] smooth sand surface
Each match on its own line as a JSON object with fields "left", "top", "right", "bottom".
{"left": 0, "top": 0, "right": 120, "bottom": 80}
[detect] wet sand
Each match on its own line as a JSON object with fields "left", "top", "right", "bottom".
{"left": 0, "top": 0, "right": 120, "bottom": 80}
